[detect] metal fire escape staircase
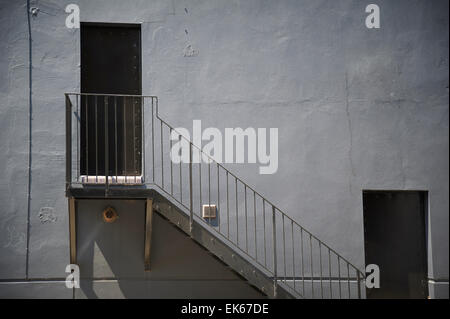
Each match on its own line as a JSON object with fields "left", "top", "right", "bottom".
{"left": 65, "top": 93, "right": 365, "bottom": 299}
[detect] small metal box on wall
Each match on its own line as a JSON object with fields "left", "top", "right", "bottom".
{"left": 202, "top": 205, "right": 217, "bottom": 219}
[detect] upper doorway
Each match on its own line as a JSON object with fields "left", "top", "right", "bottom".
{"left": 80, "top": 23, "right": 142, "bottom": 179}
{"left": 363, "top": 191, "right": 428, "bottom": 298}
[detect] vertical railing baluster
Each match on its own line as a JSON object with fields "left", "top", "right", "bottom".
{"left": 151, "top": 98, "right": 154, "bottom": 182}
{"left": 329, "top": 249, "right": 333, "bottom": 298}
{"left": 338, "top": 256, "right": 342, "bottom": 299}
{"left": 105, "top": 97, "right": 109, "bottom": 193}
{"left": 141, "top": 97, "right": 145, "bottom": 182}
{"left": 244, "top": 185, "right": 248, "bottom": 252}
{"left": 85, "top": 96, "right": 89, "bottom": 180}
{"left": 170, "top": 128, "right": 173, "bottom": 195}
{"left": 65, "top": 94, "right": 72, "bottom": 189}
{"left": 123, "top": 97, "right": 127, "bottom": 181}
{"left": 254, "top": 192, "right": 257, "bottom": 260}
{"left": 189, "top": 142, "right": 193, "bottom": 234}
{"left": 161, "top": 121, "right": 164, "bottom": 188}
{"left": 300, "top": 228, "right": 305, "bottom": 296}
{"left": 217, "top": 164, "right": 220, "bottom": 233}
{"left": 133, "top": 99, "right": 136, "bottom": 183}
{"left": 114, "top": 97, "right": 118, "bottom": 183}
{"left": 235, "top": 178, "right": 238, "bottom": 245}
{"left": 76, "top": 96, "right": 79, "bottom": 182}
{"left": 310, "top": 234, "right": 314, "bottom": 298}
{"left": 319, "top": 242, "right": 323, "bottom": 299}
{"left": 357, "top": 270, "right": 362, "bottom": 299}
{"left": 95, "top": 96, "right": 98, "bottom": 183}
{"left": 263, "top": 199, "right": 267, "bottom": 267}
{"left": 347, "top": 263, "right": 351, "bottom": 299}
{"left": 199, "top": 148, "right": 202, "bottom": 215}
{"left": 208, "top": 161, "right": 211, "bottom": 226}
{"left": 282, "top": 214, "right": 286, "bottom": 283}
{"left": 226, "top": 171, "right": 229, "bottom": 238}
{"left": 179, "top": 134, "right": 182, "bottom": 203}
{"left": 291, "top": 220, "right": 295, "bottom": 291}
{"left": 272, "top": 205, "right": 277, "bottom": 298}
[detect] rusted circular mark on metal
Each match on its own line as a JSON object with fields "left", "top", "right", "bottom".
{"left": 102, "top": 206, "right": 118, "bottom": 223}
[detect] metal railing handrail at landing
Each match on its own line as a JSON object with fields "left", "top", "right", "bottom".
{"left": 65, "top": 92, "right": 158, "bottom": 98}
{"left": 65, "top": 92, "right": 366, "bottom": 299}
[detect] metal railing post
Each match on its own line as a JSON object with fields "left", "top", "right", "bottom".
{"left": 65, "top": 94, "right": 72, "bottom": 192}
{"left": 357, "top": 271, "right": 362, "bottom": 299}
{"left": 189, "top": 142, "right": 193, "bottom": 235}
{"left": 272, "top": 205, "right": 277, "bottom": 298}
{"left": 151, "top": 98, "right": 155, "bottom": 182}
{"left": 105, "top": 97, "right": 109, "bottom": 195}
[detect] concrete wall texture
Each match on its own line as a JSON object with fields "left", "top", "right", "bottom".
{"left": 0, "top": 0, "right": 448, "bottom": 298}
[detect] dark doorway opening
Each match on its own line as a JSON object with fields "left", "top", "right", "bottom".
{"left": 363, "top": 191, "right": 428, "bottom": 299}
{"left": 80, "top": 23, "right": 142, "bottom": 177}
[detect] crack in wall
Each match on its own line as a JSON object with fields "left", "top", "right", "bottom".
{"left": 345, "top": 72, "right": 355, "bottom": 194}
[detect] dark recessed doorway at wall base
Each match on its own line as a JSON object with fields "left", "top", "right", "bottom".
{"left": 363, "top": 191, "right": 428, "bottom": 299}
{"left": 80, "top": 23, "right": 142, "bottom": 177}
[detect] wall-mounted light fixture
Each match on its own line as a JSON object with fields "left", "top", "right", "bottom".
{"left": 102, "top": 206, "right": 118, "bottom": 223}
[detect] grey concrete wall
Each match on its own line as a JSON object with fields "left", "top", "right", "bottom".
{"left": 74, "top": 199, "right": 264, "bottom": 299}
{"left": 0, "top": 0, "right": 448, "bottom": 298}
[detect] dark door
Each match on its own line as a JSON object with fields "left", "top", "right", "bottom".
{"left": 80, "top": 23, "right": 142, "bottom": 177}
{"left": 363, "top": 191, "right": 428, "bottom": 298}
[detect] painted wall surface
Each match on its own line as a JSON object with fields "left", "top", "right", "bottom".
{"left": 0, "top": 0, "right": 448, "bottom": 298}
{"left": 75, "top": 199, "right": 265, "bottom": 299}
